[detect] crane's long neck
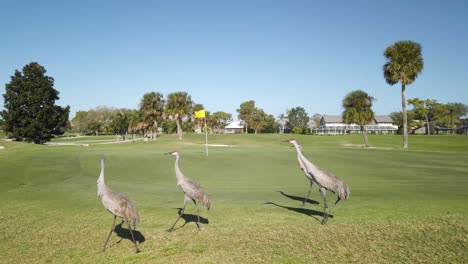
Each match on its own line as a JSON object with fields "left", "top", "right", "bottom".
{"left": 293, "top": 143, "right": 319, "bottom": 171}
{"left": 174, "top": 154, "right": 184, "bottom": 183}
{"left": 97, "top": 160, "right": 106, "bottom": 197}
{"left": 292, "top": 143, "right": 305, "bottom": 159}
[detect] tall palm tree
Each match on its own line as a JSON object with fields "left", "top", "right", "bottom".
{"left": 128, "top": 110, "right": 145, "bottom": 141}
{"left": 165, "top": 91, "right": 193, "bottom": 140}
{"left": 110, "top": 112, "right": 129, "bottom": 140}
{"left": 342, "top": 90, "right": 375, "bottom": 147}
{"left": 139, "top": 92, "right": 165, "bottom": 140}
{"left": 383, "top": 40, "right": 424, "bottom": 148}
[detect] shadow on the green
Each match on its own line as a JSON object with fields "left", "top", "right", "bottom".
{"left": 114, "top": 222, "right": 146, "bottom": 244}
{"left": 264, "top": 202, "right": 332, "bottom": 222}
{"left": 170, "top": 207, "right": 210, "bottom": 230}
{"left": 276, "top": 190, "right": 319, "bottom": 205}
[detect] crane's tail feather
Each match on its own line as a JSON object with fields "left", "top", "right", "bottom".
{"left": 203, "top": 193, "right": 211, "bottom": 210}
{"left": 339, "top": 182, "right": 350, "bottom": 200}
{"left": 125, "top": 202, "right": 140, "bottom": 229}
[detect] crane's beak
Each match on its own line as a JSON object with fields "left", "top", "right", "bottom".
{"left": 164, "top": 152, "right": 172, "bottom": 155}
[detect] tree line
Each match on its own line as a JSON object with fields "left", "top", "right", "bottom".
{"left": 70, "top": 99, "right": 281, "bottom": 139}
{"left": 2, "top": 40, "right": 467, "bottom": 146}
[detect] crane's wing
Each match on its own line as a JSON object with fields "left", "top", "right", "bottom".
{"left": 102, "top": 189, "right": 140, "bottom": 228}
{"left": 180, "top": 177, "right": 211, "bottom": 209}
{"left": 299, "top": 155, "right": 349, "bottom": 199}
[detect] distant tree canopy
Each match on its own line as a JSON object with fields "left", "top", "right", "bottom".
{"left": 406, "top": 99, "right": 467, "bottom": 134}
{"left": 139, "top": 91, "right": 165, "bottom": 139}
{"left": 251, "top": 108, "right": 276, "bottom": 134}
{"left": 69, "top": 92, "right": 229, "bottom": 138}
{"left": 165, "top": 91, "right": 193, "bottom": 140}
{"left": 342, "top": 90, "right": 375, "bottom": 147}
{"left": 311, "top": 113, "right": 322, "bottom": 127}
{"left": 408, "top": 98, "right": 433, "bottom": 135}
{"left": 1, "top": 62, "right": 70, "bottom": 144}
{"left": 109, "top": 112, "right": 129, "bottom": 140}
{"left": 390, "top": 111, "right": 416, "bottom": 134}
{"left": 287, "top": 107, "right": 309, "bottom": 134}
{"left": 212, "top": 111, "right": 232, "bottom": 133}
{"left": 237, "top": 100, "right": 256, "bottom": 133}
{"left": 237, "top": 100, "right": 277, "bottom": 133}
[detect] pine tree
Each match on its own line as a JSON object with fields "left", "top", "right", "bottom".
{"left": 1, "top": 62, "right": 70, "bottom": 144}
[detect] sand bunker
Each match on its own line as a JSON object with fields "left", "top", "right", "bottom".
{"left": 207, "top": 144, "right": 234, "bottom": 147}
{"left": 45, "top": 142, "right": 89, "bottom": 147}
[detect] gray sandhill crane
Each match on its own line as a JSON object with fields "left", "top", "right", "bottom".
{"left": 165, "top": 150, "right": 210, "bottom": 232}
{"left": 97, "top": 158, "right": 141, "bottom": 253}
{"left": 287, "top": 139, "right": 350, "bottom": 224}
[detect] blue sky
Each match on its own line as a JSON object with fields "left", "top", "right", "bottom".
{"left": 1, "top": 0, "right": 467, "bottom": 120}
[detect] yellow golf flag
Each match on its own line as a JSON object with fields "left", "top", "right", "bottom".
{"left": 194, "top": 109, "right": 205, "bottom": 118}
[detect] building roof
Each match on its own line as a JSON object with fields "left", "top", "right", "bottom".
{"left": 374, "top": 115, "right": 393, "bottom": 123}
{"left": 225, "top": 121, "right": 244, "bottom": 129}
{"left": 322, "top": 115, "right": 394, "bottom": 123}
{"left": 321, "top": 115, "right": 343, "bottom": 123}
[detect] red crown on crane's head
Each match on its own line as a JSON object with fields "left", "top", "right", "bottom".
{"left": 165, "top": 150, "right": 180, "bottom": 156}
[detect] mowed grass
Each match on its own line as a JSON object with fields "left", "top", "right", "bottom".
{"left": 0, "top": 133, "right": 467, "bottom": 263}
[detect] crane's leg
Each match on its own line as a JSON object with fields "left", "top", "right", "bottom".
{"left": 167, "top": 195, "right": 190, "bottom": 232}
{"left": 167, "top": 205, "right": 185, "bottom": 232}
{"left": 318, "top": 188, "right": 329, "bottom": 225}
{"left": 322, "top": 197, "right": 342, "bottom": 225}
{"left": 127, "top": 221, "right": 141, "bottom": 253}
{"left": 102, "top": 215, "right": 117, "bottom": 252}
{"left": 302, "top": 181, "right": 313, "bottom": 206}
{"left": 193, "top": 200, "right": 201, "bottom": 231}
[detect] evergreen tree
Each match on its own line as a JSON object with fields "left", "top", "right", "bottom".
{"left": 287, "top": 107, "right": 309, "bottom": 134}
{"left": 1, "top": 62, "right": 70, "bottom": 144}
{"left": 237, "top": 100, "right": 256, "bottom": 133}
{"left": 342, "top": 90, "right": 375, "bottom": 147}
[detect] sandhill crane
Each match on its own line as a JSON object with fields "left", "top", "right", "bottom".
{"left": 287, "top": 139, "right": 350, "bottom": 224}
{"left": 165, "top": 150, "right": 211, "bottom": 232}
{"left": 97, "top": 158, "right": 141, "bottom": 253}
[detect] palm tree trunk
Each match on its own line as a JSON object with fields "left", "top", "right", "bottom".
{"left": 361, "top": 126, "right": 369, "bottom": 147}
{"left": 176, "top": 118, "right": 183, "bottom": 140}
{"left": 402, "top": 83, "right": 408, "bottom": 149}
{"left": 153, "top": 120, "right": 158, "bottom": 139}
{"left": 425, "top": 115, "right": 430, "bottom": 135}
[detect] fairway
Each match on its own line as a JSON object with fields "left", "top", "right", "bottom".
{"left": 1, "top": 134, "right": 467, "bottom": 263}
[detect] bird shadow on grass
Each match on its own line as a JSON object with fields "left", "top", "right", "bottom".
{"left": 264, "top": 202, "right": 333, "bottom": 223}
{"left": 114, "top": 222, "right": 146, "bottom": 244}
{"left": 170, "top": 208, "right": 210, "bottom": 231}
{"left": 276, "top": 191, "right": 319, "bottom": 205}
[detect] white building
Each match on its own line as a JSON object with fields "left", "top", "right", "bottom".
{"left": 314, "top": 115, "right": 397, "bottom": 135}
{"left": 225, "top": 121, "right": 244, "bottom": 134}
